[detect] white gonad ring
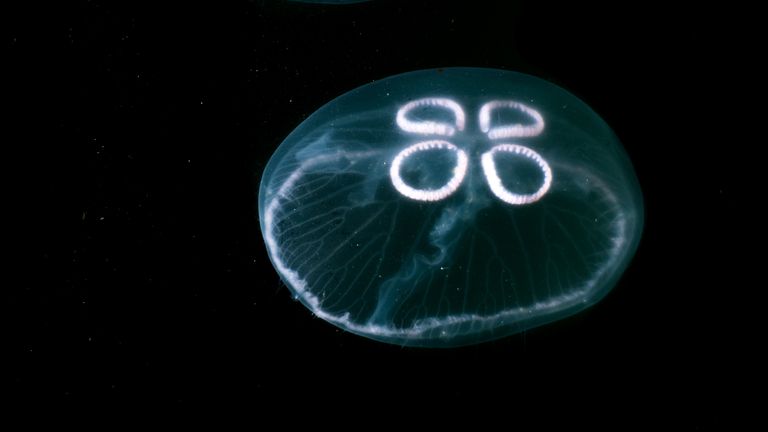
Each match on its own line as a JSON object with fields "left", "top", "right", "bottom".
{"left": 479, "top": 100, "right": 545, "bottom": 139}
{"left": 390, "top": 140, "right": 469, "bottom": 202}
{"left": 396, "top": 98, "right": 466, "bottom": 136}
{"left": 481, "top": 143, "right": 552, "bottom": 205}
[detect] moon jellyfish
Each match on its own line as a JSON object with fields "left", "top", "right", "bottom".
{"left": 258, "top": 68, "right": 643, "bottom": 347}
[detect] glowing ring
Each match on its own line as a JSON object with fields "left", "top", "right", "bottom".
{"left": 396, "top": 98, "right": 466, "bottom": 136}
{"left": 481, "top": 143, "right": 552, "bottom": 205}
{"left": 478, "top": 100, "right": 545, "bottom": 139}
{"left": 390, "top": 140, "right": 468, "bottom": 202}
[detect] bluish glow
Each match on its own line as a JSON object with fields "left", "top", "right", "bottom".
{"left": 289, "top": 0, "right": 372, "bottom": 4}
{"left": 258, "top": 68, "right": 644, "bottom": 347}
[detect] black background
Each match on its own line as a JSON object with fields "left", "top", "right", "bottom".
{"left": 7, "top": 0, "right": 754, "bottom": 420}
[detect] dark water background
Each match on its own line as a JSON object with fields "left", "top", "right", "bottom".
{"left": 7, "top": 0, "right": 754, "bottom": 421}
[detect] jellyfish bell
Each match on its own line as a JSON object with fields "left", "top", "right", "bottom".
{"left": 258, "top": 67, "right": 643, "bottom": 347}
